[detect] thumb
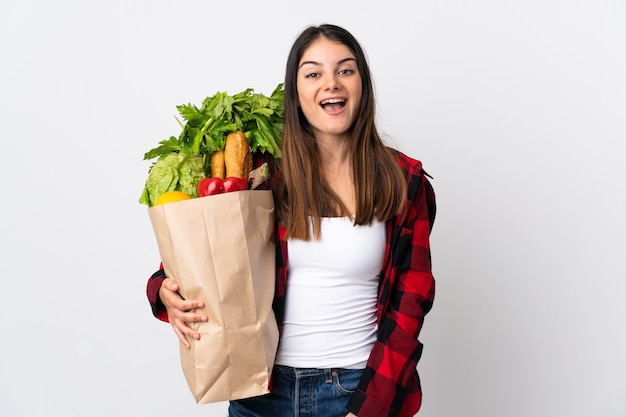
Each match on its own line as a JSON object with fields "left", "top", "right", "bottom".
{"left": 164, "top": 278, "right": 179, "bottom": 291}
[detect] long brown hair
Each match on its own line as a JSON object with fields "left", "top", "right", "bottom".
{"left": 274, "top": 24, "right": 406, "bottom": 240}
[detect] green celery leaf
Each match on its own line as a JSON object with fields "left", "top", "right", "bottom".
{"left": 143, "top": 136, "right": 181, "bottom": 160}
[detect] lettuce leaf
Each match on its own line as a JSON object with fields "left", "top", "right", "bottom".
{"left": 139, "top": 153, "right": 205, "bottom": 207}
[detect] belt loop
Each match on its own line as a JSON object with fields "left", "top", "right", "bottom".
{"left": 324, "top": 368, "right": 332, "bottom": 383}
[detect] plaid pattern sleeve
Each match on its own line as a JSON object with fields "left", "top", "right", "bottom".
{"left": 346, "top": 152, "right": 436, "bottom": 417}
{"left": 146, "top": 265, "right": 169, "bottom": 322}
{"left": 273, "top": 223, "right": 289, "bottom": 333}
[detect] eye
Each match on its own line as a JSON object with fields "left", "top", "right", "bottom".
{"left": 304, "top": 72, "right": 320, "bottom": 79}
{"left": 338, "top": 68, "right": 355, "bottom": 76}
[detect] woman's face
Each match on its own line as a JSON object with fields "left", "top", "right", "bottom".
{"left": 296, "top": 37, "right": 362, "bottom": 141}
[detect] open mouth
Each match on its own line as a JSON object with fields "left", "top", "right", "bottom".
{"left": 320, "top": 98, "right": 346, "bottom": 111}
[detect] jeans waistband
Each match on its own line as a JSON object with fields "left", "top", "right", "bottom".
{"left": 274, "top": 365, "right": 338, "bottom": 382}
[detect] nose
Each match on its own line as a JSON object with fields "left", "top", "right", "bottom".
{"left": 324, "top": 74, "right": 340, "bottom": 91}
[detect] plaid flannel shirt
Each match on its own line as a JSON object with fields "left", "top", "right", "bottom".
{"left": 147, "top": 150, "right": 436, "bottom": 417}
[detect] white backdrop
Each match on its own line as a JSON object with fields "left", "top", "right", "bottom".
{"left": 1, "top": 1, "right": 624, "bottom": 416}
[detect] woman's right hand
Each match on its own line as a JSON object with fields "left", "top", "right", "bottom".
{"left": 159, "top": 277, "right": 208, "bottom": 349}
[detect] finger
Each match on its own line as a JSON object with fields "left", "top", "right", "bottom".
{"left": 161, "top": 280, "right": 205, "bottom": 310}
{"left": 172, "top": 309, "right": 208, "bottom": 325}
{"left": 160, "top": 290, "right": 204, "bottom": 312}
{"left": 171, "top": 323, "right": 191, "bottom": 349}
{"left": 172, "top": 318, "right": 201, "bottom": 345}
{"left": 178, "top": 299, "right": 206, "bottom": 312}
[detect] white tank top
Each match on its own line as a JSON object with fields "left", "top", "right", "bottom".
{"left": 275, "top": 216, "right": 386, "bottom": 369}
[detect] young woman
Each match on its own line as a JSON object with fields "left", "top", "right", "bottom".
{"left": 147, "top": 24, "right": 436, "bottom": 417}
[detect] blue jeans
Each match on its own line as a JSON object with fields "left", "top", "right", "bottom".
{"left": 228, "top": 365, "right": 363, "bottom": 417}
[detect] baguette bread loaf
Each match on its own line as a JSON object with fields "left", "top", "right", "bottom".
{"left": 225, "top": 131, "right": 251, "bottom": 179}
{"left": 210, "top": 150, "right": 226, "bottom": 179}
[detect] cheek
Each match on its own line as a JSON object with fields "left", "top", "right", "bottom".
{"left": 296, "top": 79, "right": 305, "bottom": 105}
{"left": 297, "top": 93, "right": 305, "bottom": 109}
{"left": 297, "top": 92, "right": 316, "bottom": 118}
{"left": 296, "top": 83, "right": 309, "bottom": 107}
{"left": 298, "top": 103, "right": 315, "bottom": 126}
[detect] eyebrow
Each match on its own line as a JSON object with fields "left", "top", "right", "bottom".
{"left": 298, "top": 57, "right": 357, "bottom": 69}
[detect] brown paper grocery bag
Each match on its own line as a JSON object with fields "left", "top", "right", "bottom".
{"left": 148, "top": 190, "right": 279, "bottom": 403}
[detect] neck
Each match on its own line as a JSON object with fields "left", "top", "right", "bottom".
{"left": 316, "top": 133, "right": 350, "bottom": 169}
{"left": 316, "top": 134, "right": 355, "bottom": 214}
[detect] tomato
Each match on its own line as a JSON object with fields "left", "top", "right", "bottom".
{"left": 197, "top": 177, "right": 225, "bottom": 197}
{"left": 223, "top": 177, "right": 249, "bottom": 192}
{"left": 198, "top": 177, "right": 248, "bottom": 197}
